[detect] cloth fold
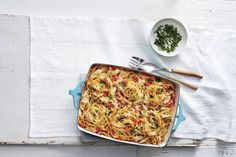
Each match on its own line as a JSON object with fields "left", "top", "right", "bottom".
{"left": 30, "top": 17, "right": 236, "bottom": 142}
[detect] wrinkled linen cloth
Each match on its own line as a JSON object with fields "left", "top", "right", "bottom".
{"left": 30, "top": 17, "right": 236, "bottom": 142}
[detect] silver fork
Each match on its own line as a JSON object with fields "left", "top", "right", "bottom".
{"left": 129, "top": 56, "right": 198, "bottom": 90}
{"left": 130, "top": 57, "right": 203, "bottom": 78}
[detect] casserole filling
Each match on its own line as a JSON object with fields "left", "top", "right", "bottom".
{"left": 78, "top": 65, "right": 176, "bottom": 145}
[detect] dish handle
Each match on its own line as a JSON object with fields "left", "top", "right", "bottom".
{"left": 69, "top": 81, "right": 85, "bottom": 109}
{"left": 69, "top": 81, "right": 185, "bottom": 131}
{"left": 172, "top": 103, "right": 186, "bottom": 131}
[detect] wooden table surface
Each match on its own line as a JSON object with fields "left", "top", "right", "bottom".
{"left": 0, "top": 0, "right": 236, "bottom": 156}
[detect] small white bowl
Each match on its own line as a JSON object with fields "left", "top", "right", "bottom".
{"left": 149, "top": 18, "right": 187, "bottom": 57}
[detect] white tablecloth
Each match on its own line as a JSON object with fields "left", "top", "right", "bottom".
{"left": 30, "top": 17, "right": 236, "bottom": 142}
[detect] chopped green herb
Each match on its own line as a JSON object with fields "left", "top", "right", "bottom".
{"left": 154, "top": 24, "right": 182, "bottom": 53}
{"left": 130, "top": 129, "right": 135, "bottom": 134}
{"left": 108, "top": 95, "right": 113, "bottom": 99}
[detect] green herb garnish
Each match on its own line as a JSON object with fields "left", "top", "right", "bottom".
{"left": 154, "top": 24, "right": 182, "bottom": 53}
{"left": 108, "top": 95, "right": 113, "bottom": 100}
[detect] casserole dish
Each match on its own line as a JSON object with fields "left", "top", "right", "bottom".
{"left": 69, "top": 63, "right": 185, "bottom": 147}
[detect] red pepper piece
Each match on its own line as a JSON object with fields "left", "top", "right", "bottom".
{"left": 112, "top": 75, "right": 119, "bottom": 81}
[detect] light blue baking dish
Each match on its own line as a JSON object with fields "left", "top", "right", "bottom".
{"left": 69, "top": 63, "right": 185, "bottom": 147}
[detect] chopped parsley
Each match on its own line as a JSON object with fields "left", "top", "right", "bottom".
{"left": 154, "top": 24, "right": 182, "bottom": 53}
{"left": 108, "top": 95, "right": 113, "bottom": 100}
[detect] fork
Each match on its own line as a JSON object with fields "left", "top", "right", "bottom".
{"left": 129, "top": 56, "right": 198, "bottom": 90}
{"left": 131, "top": 56, "right": 203, "bottom": 78}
